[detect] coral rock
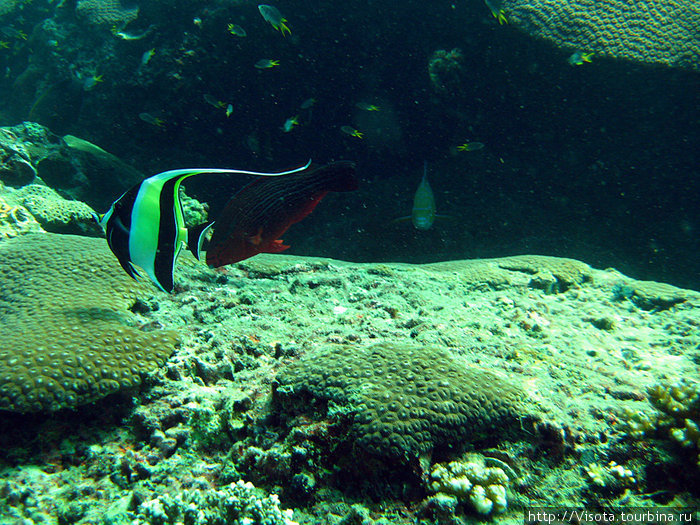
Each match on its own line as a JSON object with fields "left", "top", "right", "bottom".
{"left": 503, "top": 0, "right": 700, "bottom": 69}
{"left": 0, "top": 233, "right": 178, "bottom": 413}
{"left": 274, "top": 343, "right": 525, "bottom": 461}
{"left": 76, "top": 0, "right": 139, "bottom": 27}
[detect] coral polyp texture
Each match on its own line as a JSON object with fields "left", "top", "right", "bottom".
{"left": 502, "top": 0, "right": 700, "bottom": 70}
{"left": 0, "top": 233, "right": 178, "bottom": 413}
{"left": 75, "top": 0, "right": 139, "bottom": 27}
{"left": 15, "top": 184, "right": 100, "bottom": 235}
{"left": 274, "top": 343, "right": 525, "bottom": 461}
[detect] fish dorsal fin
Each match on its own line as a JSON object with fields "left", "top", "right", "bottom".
{"left": 152, "top": 159, "right": 313, "bottom": 183}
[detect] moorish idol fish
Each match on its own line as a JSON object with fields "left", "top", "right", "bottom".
{"left": 95, "top": 162, "right": 312, "bottom": 292}
{"left": 189, "top": 161, "right": 358, "bottom": 268}
{"left": 392, "top": 161, "right": 446, "bottom": 231}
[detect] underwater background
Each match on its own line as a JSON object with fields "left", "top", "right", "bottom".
{"left": 0, "top": 0, "right": 698, "bottom": 290}
{"left": 1, "top": 1, "right": 700, "bottom": 524}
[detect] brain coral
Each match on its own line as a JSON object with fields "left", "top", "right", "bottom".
{"left": 0, "top": 233, "right": 178, "bottom": 413}
{"left": 274, "top": 344, "right": 525, "bottom": 460}
{"left": 76, "top": 0, "right": 139, "bottom": 27}
{"left": 502, "top": 0, "right": 700, "bottom": 69}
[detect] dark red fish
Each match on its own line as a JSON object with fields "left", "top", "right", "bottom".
{"left": 191, "top": 161, "right": 357, "bottom": 268}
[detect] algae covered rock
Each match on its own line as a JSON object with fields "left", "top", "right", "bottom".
{"left": 0, "top": 195, "right": 44, "bottom": 239}
{"left": 0, "top": 233, "right": 179, "bottom": 413}
{"left": 274, "top": 343, "right": 526, "bottom": 462}
{"left": 0, "top": 126, "right": 38, "bottom": 187}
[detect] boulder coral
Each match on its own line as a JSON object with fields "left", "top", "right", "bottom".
{"left": 502, "top": 0, "right": 700, "bottom": 69}
{"left": 0, "top": 233, "right": 178, "bottom": 413}
{"left": 274, "top": 343, "right": 526, "bottom": 462}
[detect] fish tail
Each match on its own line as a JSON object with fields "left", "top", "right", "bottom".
{"left": 313, "top": 161, "right": 358, "bottom": 192}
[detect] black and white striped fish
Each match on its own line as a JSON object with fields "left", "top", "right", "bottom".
{"left": 94, "top": 162, "right": 311, "bottom": 292}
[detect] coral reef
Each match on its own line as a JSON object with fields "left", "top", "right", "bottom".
{"left": 0, "top": 126, "right": 38, "bottom": 186}
{"left": 613, "top": 280, "right": 689, "bottom": 311}
{"left": 621, "top": 380, "right": 700, "bottom": 467}
{"left": 0, "top": 194, "right": 43, "bottom": 238}
{"left": 75, "top": 0, "right": 139, "bottom": 28}
{"left": 423, "top": 254, "right": 592, "bottom": 293}
{"left": 274, "top": 343, "right": 526, "bottom": 462}
{"left": 502, "top": 0, "right": 700, "bottom": 69}
{"left": 428, "top": 454, "right": 510, "bottom": 515}
{"left": 428, "top": 48, "right": 464, "bottom": 96}
{"left": 133, "top": 480, "right": 297, "bottom": 525}
{"left": 0, "top": 248, "right": 698, "bottom": 519}
{"left": 0, "top": 124, "right": 149, "bottom": 212}
{"left": 13, "top": 183, "right": 100, "bottom": 235}
{"left": 495, "top": 255, "right": 592, "bottom": 293}
{"left": 0, "top": 233, "right": 178, "bottom": 413}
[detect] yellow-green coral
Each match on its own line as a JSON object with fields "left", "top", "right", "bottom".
{"left": 0, "top": 233, "right": 178, "bottom": 413}
{"left": 621, "top": 380, "right": 700, "bottom": 467}
{"left": 648, "top": 380, "right": 700, "bottom": 418}
{"left": 584, "top": 461, "right": 636, "bottom": 493}
{"left": 502, "top": 0, "right": 700, "bottom": 70}
{"left": 15, "top": 184, "right": 100, "bottom": 235}
{"left": 429, "top": 454, "right": 510, "bottom": 515}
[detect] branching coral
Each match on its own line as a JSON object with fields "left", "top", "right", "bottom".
{"left": 620, "top": 380, "right": 700, "bottom": 467}
{"left": 428, "top": 454, "right": 510, "bottom": 515}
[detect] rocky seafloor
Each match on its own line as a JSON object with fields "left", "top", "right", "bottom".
{"left": 0, "top": 237, "right": 699, "bottom": 524}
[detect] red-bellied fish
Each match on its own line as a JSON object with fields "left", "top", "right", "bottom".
{"left": 190, "top": 161, "right": 358, "bottom": 268}
{"left": 94, "top": 162, "right": 313, "bottom": 292}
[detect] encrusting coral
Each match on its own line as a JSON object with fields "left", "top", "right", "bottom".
{"left": 502, "top": 0, "right": 700, "bottom": 70}
{"left": 75, "top": 0, "right": 139, "bottom": 28}
{"left": 274, "top": 343, "right": 526, "bottom": 462}
{"left": 0, "top": 233, "right": 178, "bottom": 413}
{"left": 14, "top": 184, "right": 100, "bottom": 235}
